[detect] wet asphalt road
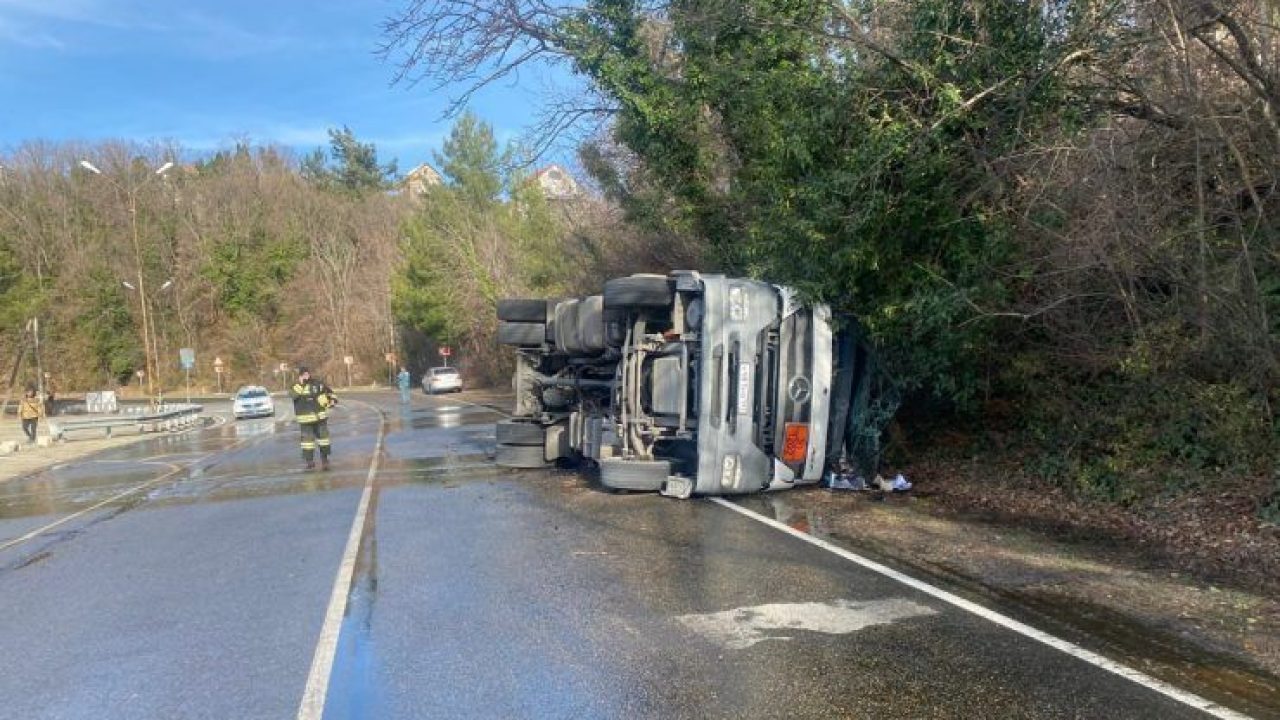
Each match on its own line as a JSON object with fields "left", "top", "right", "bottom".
{"left": 0, "top": 392, "right": 1263, "bottom": 719}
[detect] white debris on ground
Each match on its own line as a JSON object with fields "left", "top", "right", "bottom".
{"left": 824, "top": 471, "right": 912, "bottom": 492}
{"left": 677, "top": 598, "right": 938, "bottom": 650}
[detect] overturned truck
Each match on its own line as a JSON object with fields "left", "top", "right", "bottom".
{"left": 494, "top": 271, "right": 897, "bottom": 498}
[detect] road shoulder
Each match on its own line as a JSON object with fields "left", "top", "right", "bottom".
{"left": 0, "top": 412, "right": 226, "bottom": 484}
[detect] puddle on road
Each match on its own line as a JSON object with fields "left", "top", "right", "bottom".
{"left": 0, "top": 465, "right": 169, "bottom": 520}
{"left": 0, "top": 399, "right": 503, "bottom": 519}
{"left": 324, "top": 469, "right": 386, "bottom": 719}
{"left": 1011, "top": 589, "right": 1280, "bottom": 712}
{"left": 1, "top": 395, "right": 512, "bottom": 619}
{"left": 734, "top": 492, "right": 1280, "bottom": 717}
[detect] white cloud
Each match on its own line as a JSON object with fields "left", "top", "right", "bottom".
{"left": 270, "top": 125, "right": 334, "bottom": 148}
{"left": 0, "top": 1, "right": 299, "bottom": 58}
{"left": 0, "top": 15, "right": 64, "bottom": 48}
{"left": 0, "top": 0, "right": 159, "bottom": 31}
{"left": 170, "top": 10, "right": 303, "bottom": 60}
{"left": 369, "top": 130, "right": 448, "bottom": 153}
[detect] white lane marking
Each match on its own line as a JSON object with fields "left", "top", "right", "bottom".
{"left": 710, "top": 498, "right": 1253, "bottom": 720}
{"left": 678, "top": 598, "right": 937, "bottom": 650}
{"left": 0, "top": 462, "right": 182, "bottom": 553}
{"left": 0, "top": 425, "right": 279, "bottom": 548}
{"left": 296, "top": 401, "right": 386, "bottom": 720}
{"left": 0, "top": 433, "right": 258, "bottom": 553}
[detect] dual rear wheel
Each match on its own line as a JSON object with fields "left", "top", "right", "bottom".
{"left": 496, "top": 274, "right": 675, "bottom": 356}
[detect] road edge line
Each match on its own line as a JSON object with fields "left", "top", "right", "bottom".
{"left": 0, "top": 462, "right": 181, "bottom": 553}
{"left": 0, "top": 429, "right": 264, "bottom": 553}
{"left": 709, "top": 497, "right": 1252, "bottom": 720}
{"left": 296, "top": 401, "right": 387, "bottom": 720}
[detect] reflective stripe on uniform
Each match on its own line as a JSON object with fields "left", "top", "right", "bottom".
{"left": 301, "top": 441, "right": 317, "bottom": 450}
{"left": 316, "top": 438, "right": 331, "bottom": 447}
{"left": 297, "top": 413, "right": 318, "bottom": 423}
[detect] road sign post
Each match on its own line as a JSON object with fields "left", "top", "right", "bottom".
{"left": 343, "top": 355, "right": 354, "bottom": 389}
{"left": 439, "top": 346, "right": 452, "bottom": 368}
{"left": 213, "top": 356, "right": 225, "bottom": 394}
{"left": 179, "top": 348, "right": 195, "bottom": 404}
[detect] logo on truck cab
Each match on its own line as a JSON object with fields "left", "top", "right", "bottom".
{"left": 788, "top": 376, "right": 812, "bottom": 404}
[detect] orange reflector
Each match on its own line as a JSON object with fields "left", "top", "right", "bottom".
{"left": 782, "top": 423, "right": 809, "bottom": 463}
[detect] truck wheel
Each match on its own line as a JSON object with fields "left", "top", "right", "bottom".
{"left": 496, "top": 420, "right": 544, "bottom": 446}
{"left": 599, "top": 457, "right": 671, "bottom": 492}
{"left": 576, "top": 295, "right": 606, "bottom": 354}
{"left": 498, "top": 321, "right": 546, "bottom": 347}
{"left": 603, "top": 275, "right": 674, "bottom": 310}
{"left": 553, "top": 300, "right": 585, "bottom": 355}
{"left": 495, "top": 443, "right": 547, "bottom": 468}
{"left": 498, "top": 299, "right": 552, "bottom": 323}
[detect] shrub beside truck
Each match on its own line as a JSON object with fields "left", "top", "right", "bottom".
{"left": 494, "top": 271, "right": 896, "bottom": 498}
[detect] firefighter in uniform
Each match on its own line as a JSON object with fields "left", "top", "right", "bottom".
{"left": 290, "top": 367, "right": 338, "bottom": 470}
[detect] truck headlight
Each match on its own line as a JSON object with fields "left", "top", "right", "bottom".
{"left": 729, "top": 286, "right": 747, "bottom": 322}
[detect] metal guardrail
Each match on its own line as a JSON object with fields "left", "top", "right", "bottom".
{"left": 45, "top": 403, "right": 204, "bottom": 441}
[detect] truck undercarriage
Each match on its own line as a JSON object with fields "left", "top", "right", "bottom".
{"left": 494, "top": 271, "right": 897, "bottom": 498}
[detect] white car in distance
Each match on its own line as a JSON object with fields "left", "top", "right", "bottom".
{"left": 422, "top": 367, "right": 463, "bottom": 394}
{"left": 232, "top": 385, "right": 275, "bottom": 419}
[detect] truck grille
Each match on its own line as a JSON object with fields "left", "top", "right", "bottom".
{"left": 755, "top": 323, "right": 780, "bottom": 452}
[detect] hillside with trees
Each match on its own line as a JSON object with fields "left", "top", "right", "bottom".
{"left": 0, "top": 0, "right": 1274, "bottom": 560}
{"left": 0, "top": 119, "right": 681, "bottom": 394}
{"left": 0, "top": 131, "right": 406, "bottom": 395}
{"left": 380, "top": 0, "right": 1277, "bottom": 536}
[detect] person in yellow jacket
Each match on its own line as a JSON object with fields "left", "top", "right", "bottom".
{"left": 19, "top": 387, "right": 41, "bottom": 443}
{"left": 290, "top": 367, "right": 338, "bottom": 470}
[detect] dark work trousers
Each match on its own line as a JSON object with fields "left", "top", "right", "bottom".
{"left": 299, "top": 420, "right": 331, "bottom": 463}
{"left": 21, "top": 418, "right": 36, "bottom": 442}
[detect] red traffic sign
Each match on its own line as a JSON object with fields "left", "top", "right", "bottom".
{"left": 439, "top": 346, "right": 452, "bottom": 357}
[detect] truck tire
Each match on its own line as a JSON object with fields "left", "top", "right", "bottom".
{"left": 498, "top": 321, "right": 545, "bottom": 347}
{"left": 554, "top": 300, "right": 585, "bottom": 355}
{"left": 599, "top": 457, "right": 671, "bottom": 492}
{"left": 498, "top": 299, "right": 551, "bottom": 323}
{"left": 496, "top": 443, "right": 547, "bottom": 468}
{"left": 576, "top": 295, "right": 606, "bottom": 354}
{"left": 496, "top": 420, "right": 544, "bottom": 446}
{"left": 604, "top": 275, "right": 674, "bottom": 310}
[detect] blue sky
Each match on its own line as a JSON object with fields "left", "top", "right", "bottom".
{"left": 0, "top": 0, "right": 576, "bottom": 169}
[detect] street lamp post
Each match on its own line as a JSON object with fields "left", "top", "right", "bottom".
{"left": 150, "top": 279, "right": 174, "bottom": 403}
{"left": 122, "top": 277, "right": 174, "bottom": 403}
{"left": 80, "top": 159, "right": 173, "bottom": 405}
